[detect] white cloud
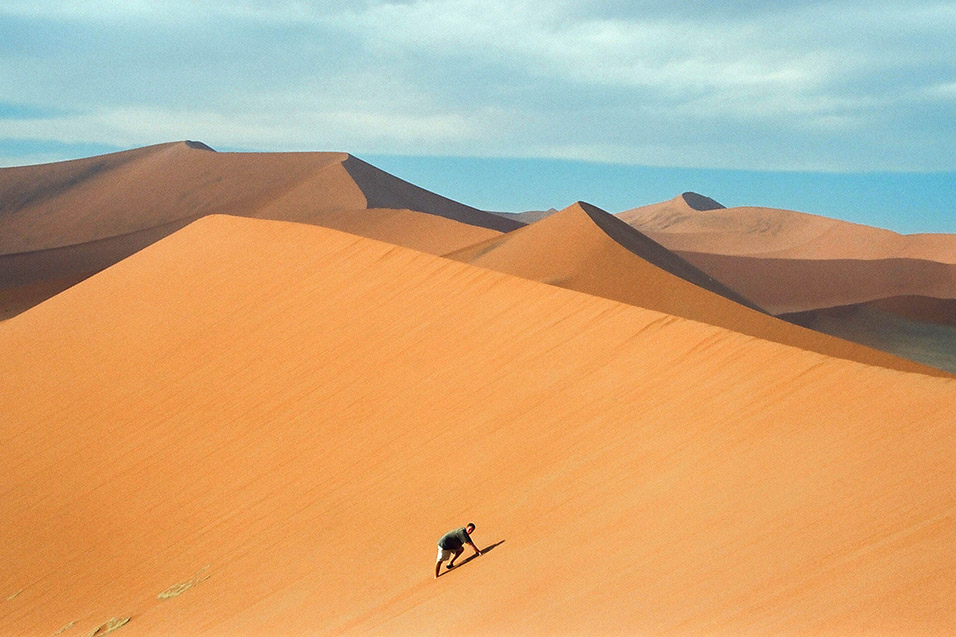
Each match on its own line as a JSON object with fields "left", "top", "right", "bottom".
{"left": 0, "top": 102, "right": 510, "bottom": 157}
{"left": 1, "top": 0, "right": 954, "bottom": 170}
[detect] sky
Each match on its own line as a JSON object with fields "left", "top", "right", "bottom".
{"left": 1, "top": 1, "right": 954, "bottom": 232}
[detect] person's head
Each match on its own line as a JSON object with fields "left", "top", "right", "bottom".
{"left": 466, "top": 523, "right": 476, "bottom": 534}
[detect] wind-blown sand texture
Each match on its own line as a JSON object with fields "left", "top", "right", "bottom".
{"left": 620, "top": 193, "right": 956, "bottom": 372}
{"left": 448, "top": 201, "right": 948, "bottom": 376}
{"left": 2, "top": 215, "right": 955, "bottom": 635}
{"left": 0, "top": 142, "right": 516, "bottom": 318}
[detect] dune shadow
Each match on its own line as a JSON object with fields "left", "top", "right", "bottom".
{"left": 442, "top": 540, "right": 505, "bottom": 576}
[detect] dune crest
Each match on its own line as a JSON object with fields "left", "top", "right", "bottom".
{"left": 448, "top": 201, "right": 948, "bottom": 376}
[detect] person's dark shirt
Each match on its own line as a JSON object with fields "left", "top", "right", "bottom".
{"left": 438, "top": 527, "right": 472, "bottom": 550}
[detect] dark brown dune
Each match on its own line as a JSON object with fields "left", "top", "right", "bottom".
{"left": 678, "top": 252, "right": 956, "bottom": 315}
{"left": 2, "top": 215, "right": 954, "bottom": 635}
{"left": 784, "top": 298, "right": 956, "bottom": 374}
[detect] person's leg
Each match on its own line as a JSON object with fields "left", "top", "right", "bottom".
{"left": 447, "top": 546, "right": 464, "bottom": 568}
{"left": 435, "top": 547, "right": 450, "bottom": 578}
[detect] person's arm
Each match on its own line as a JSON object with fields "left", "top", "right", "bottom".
{"left": 468, "top": 541, "right": 482, "bottom": 556}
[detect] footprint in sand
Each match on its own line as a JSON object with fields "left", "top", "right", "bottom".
{"left": 158, "top": 565, "right": 211, "bottom": 600}
{"left": 86, "top": 617, "right": 129, "bottom": 637}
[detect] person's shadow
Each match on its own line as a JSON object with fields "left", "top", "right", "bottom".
{"left": 442, "top": 540, "right": 505, "bottom": 576}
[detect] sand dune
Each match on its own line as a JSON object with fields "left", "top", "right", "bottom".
{"left": 1, "top": 215, "right": 954, "bottom": 635}
{"left": 621, "top": 194, "right": 956, "bottom": 263}
{"left": 449, "top": 201, "right": 761, "bottom": 310}
{"left": 0, "top": 142, "right": 512, "bottom": 318}
{"left": 618, "top": 196, "right": 956, "bottom": 311}
{"left": 783, "top": 297, "right": 956, "bottom": 374}
{"left": 448, "top": 201, "right": 948, "bottom": 376}
{"left": 339, "top": 155, "right": 521, "bottom": 233}
{"left": 676, "top": 252, "right": 956, "bottom": 315}
{"left": 619, "top": 194, "right": 956, "bottom": 371}
{"left": 492, "top": 208, "right": 559, "bottom": 224}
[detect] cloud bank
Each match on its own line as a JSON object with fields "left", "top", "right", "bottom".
{"left": 1, "top": 0, "right": 954, "bottom": 170}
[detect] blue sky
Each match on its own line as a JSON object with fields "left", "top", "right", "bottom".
{"left": 1, "top": 1, "right": 954, "bottom": 232}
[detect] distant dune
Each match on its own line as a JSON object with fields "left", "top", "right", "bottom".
{"left": 0, "top": 141, "right": 516, "bottom": 318}
{"left": 448, "top": 201, "right": 948, "bottom": 376}
{"left": 620, "top": 194, "right": 956, "bottom": 262}
{"left": 449, "top": 201, "right": 760, "bottom": 311}
{"left": 491, "top": 208, "right": 559, "bottom": 224}
{"left": 2, "top": 215, "right": 954, "bottom": 635}
{"left": 672, "top": 252, "right": 956, "bottom": 315}
{"left": 620, "top": 194, "right": 956, "bottom": 372}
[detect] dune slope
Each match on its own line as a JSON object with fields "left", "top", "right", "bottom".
{"left": 619, "top": 195, "right": 956, "bottom": 372}
{"left": 0, "top": 142, "right": 510, "bottom": 318}
{"left": 620, "top": 195, "right": 956, "bottom": 262}
{"left": 619, "top": 196, "right": 956, "bottom": 312}
{"left": 448, "top": 202, "right": 948, "bottom": 376}
{"left": 784, "top": 297, "right": 956, "bottom": 374}
{"left": 2, "top": 215, "right": 955, "bottom": 635}
{"left": 676, "top": 252, "right": 956, "bottom": 315}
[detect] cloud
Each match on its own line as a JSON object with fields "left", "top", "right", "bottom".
{"left": 0, "top": 1, "right": 954, "bottom": 170}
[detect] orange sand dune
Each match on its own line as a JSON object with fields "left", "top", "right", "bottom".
{"left": 0, "top": 142, "right": 514, "bottom": 317}
{"left": 621, "top": 193, "right": 956, "bottom": 262}
{"left": 2, "top": 215, "right": 954, "bottom": 635}
{"left": 447, "top": 201, "right": 947, "bottom": 376}
{"left": 449, "top": 201, "right": 762, "bottom": 311}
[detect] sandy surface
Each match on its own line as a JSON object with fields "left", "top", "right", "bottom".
{"left": 620, "top": 195, "right": 956, "bottom": 312}
{"left": 674, "top": 252, "right": 956, "bottom": 315}
{"left": 0, "top": 142, "right": 510, "bottom": 318}
{"left": 2, "top": 215, "right": 955, "bottom": 635}
{"left": 621, "top": 194, "right": 956, "bottom": 263}
{"left": 619, "top": 195, "right": 956, "bottom": 371}
{"left": 784, "top": 297, "right": 956, "bottom": 374}
{"left": 448, "top": 202, "right": 948, "bottom": 376}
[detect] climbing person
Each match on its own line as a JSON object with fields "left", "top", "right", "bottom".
{"left": 435, "top": 523, "right": 481, "bottom": 578}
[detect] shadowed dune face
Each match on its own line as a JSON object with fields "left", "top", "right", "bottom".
{"left": 340, "top": 155, "right": 523, "bottom": 233}
{"left": 783, "top": 297, "right": 956, "bottom": 374}
{"left": 447, "top": 202, "right": 949, "bottom": 377}
{"left": 678, "top": 252, "right": 956, "bottom": 315}
{"left": 1, "top": 215, "right": 955, "bottom": 635}
{"left": 0, "top": 142, "right": 512, "bottom": 318}
{"left": 618, "top": 197, "right": 956, "bottom": 373}
{"left": 447, "top": 201, "right": 761, "bottom": 311}
{"left": 681, "top": 191, "right": 725, "bottom": 211}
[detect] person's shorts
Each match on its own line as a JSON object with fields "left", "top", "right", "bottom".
{"left": 436, "top": 545, "right": 460, "bottom": 561}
